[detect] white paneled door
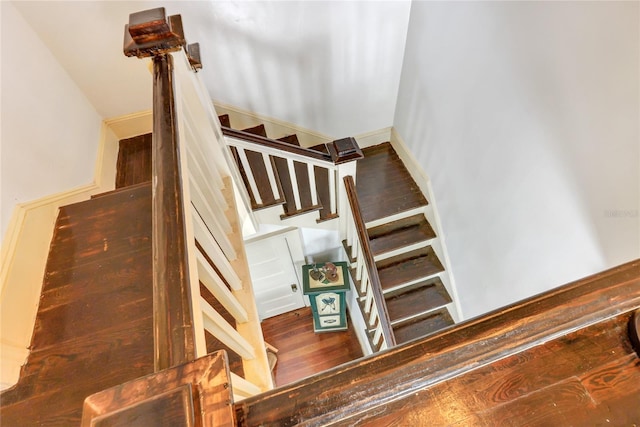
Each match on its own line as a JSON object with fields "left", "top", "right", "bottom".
{"left": 245, "top": 230, "right": 306, "bottom": 320}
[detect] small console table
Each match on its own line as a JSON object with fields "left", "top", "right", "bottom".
{"left": 302, "top": 262, "right": 350, "bottom": 332}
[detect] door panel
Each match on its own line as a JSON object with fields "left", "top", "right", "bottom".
{"left": 245, "top": 230, "right": 306, "bottom": 320}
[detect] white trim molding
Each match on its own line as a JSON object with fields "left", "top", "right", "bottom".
{"left": 213, "top": 101, "right": 333, "bottom": 149}
{"left": 0, "top": 112, "right": 153, "bottom": 390}
{"left": 390, "top": 127, "right": 465, "bottom": 322}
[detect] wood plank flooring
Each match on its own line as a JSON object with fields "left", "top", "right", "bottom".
{"left": 0, "top": 184, "right": 155, "bottom": 426}
{"left": 260, "top": 307, "right": 363, "bottom": 387}
{"left": 356, "top": 143, "right": 427, "bottom": 223}
{"left": 359, "top": 313, "right": 640, "bottom": 426}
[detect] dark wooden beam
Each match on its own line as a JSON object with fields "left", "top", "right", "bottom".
{"left": 123, "top": 7, "right": 196, "bottom": 371}
{"left": 235, "top": 259, "right": 640, "bottom": 426}
{"left": 343, "top": 175, "right": 396, "bottom": 348}
{"left": 82, "top": 352, "right": 234, "bottom": 426}
{"left": 221, "top": 126, "right": 333, "bottom": 162}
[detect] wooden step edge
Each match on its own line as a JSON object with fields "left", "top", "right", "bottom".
{"left": 90, "top": 181, "right": 151, "bottom": 199}
{"left": 279, "top": 204, "right": 323, "bottom": 220}
{"left": 251, "top": 197, "right": 286, "bottom": 211}
{"left": 277, "top": 134, "right": 301, "bottom": 147}
{"left": 316, "top": 212, "right": 340, "bottom": 224}
{"left": 375, "top": 245, "right": 443, "bottom": 271}
{"left": 365, "top": 206, "right": 427, "bottom": 229}
{"left": 241, "top": 124, "right": 267, "bottom": 137}
{"left": 381, "top": 271, "right": 445, "bottom": 295}
{"left": 392, "top": 307, "right": 455, "bottom": 344}
{"left": 389, "top": 303, "right": 454, "bottom": 327}
{"left": 365, "top": 328, "right": 384, "bottom": 353}
{"left": 392, "top": 306, "right": 454, "bottom": 329}
{"left": 367, "top": 213, "right": 434, "bottom": 237}
{"left": 373, "top": 238, "right": 435, "bottom": 263}
{"left": 218, "top": 114, "right": 231, "bottom": 128}
{"left": 342, "top": 240, "right": 356, "bottom": 265}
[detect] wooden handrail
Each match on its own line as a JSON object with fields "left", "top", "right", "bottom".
{"left": 235, "top": 259, "right": 640, "bottom": 425}
{"left": 125, "top": 8, "right": 196, "bottom": 371}
{"left": 222, "top": 126, "right": 333, "bottom": 162}
{"left": 343, "top": 175, "right": 396, "bottom": 347}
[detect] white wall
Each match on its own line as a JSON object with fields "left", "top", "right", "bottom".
{"left": 13, "top": 1, "right": 411, "bottom": 139}
{"left": 394, "top": 1, "right": 640, "bottom": 319}
{"left": 1, "top": 2, "right": 102, "bottom": 238}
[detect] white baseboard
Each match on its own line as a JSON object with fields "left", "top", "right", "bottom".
{"left": 354, "top": 127, "right": 392, "bottom": 149}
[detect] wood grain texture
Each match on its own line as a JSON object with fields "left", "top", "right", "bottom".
{"left": 82, "top": 351, "right": 234, "bottom": 427}
{"left": 115, "top": 133, "right": 152, "bottom": 188}
{"left": 0, "top": 184, "right": 154, "bottom": 426}
{"left": 260, "top": 307, "right": 363, "bottom": 387}
{"left": 392, "top": 307, "right": 454, "bottom": 344}
{"left": 222, "top": 127, "right": 332, "bottom": 162}
{"left": 152, "top": 53, "right": 195, "bottom": 370}
{"left": 385, "top": 277, "right": 452, "bottom": 323}
{"left": 235, "top": 259, "right": 640, "bottom": 426}
{"left": 376, "top": 246, "right": 444, "bottom": 291}
{"left": 356, "top": 142, "right": 427, "bottom": 223}
{"left": 344, "top": 175, "right": 396, "bottom": 346}
{"left": 368, "top": 214, "right": 436, "bottom": 257}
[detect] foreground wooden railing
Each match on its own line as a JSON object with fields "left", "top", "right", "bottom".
{"left": 83, "top": 9, "right": 274, "bottom": 424}
{"left": 235, "top": 259, "right": 640, "bottom": 425}
{"left": 342, "top": 175, "right": 396, "bottom": 351}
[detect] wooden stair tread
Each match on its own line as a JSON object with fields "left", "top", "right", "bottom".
{"left": 385, "top": 277, "right": 452, "bottom": 323}
{"left": 368, "top": 214, "right": 436, "bottom": 257}
{"left": 218, "top": 114, "right": 231, "bottom": 128}
{"left": 277, "top": 134, "right": 301, "bottom": 146}
{"left": 392, "top": 308, "right": 454, "bottom": 345}
{"left": 356, "top": 142, "right": 428, "bottom": 223}
{"left": 308, "top": 143, "right": 329, "bottom": 154}
{"left": 0, "top": 184, "right": 155, "bottom": 426}
{"left": 376, "top": 246, "right": 444, "bottom": 291}
{"left": 242, "top": 124, "right": 268, "bottom": 137}
{"left": 279, "top": 204, "right": 323, "bottom": 220}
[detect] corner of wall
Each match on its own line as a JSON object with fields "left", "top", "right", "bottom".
{"left": 389, "top": 127, "right": 465, "bottom": 321}
{"left": 0, "top": 111, "right": 152, "bottom": 391}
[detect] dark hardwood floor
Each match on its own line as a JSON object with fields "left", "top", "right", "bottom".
{"left": 0, "top": 184, "right": 155, "bottom": 426}
{"left": 356, "top": 143, "right": 427, "bottom": 223}
{"left": 261, "top": 307, "right": 363, "bottom": 387}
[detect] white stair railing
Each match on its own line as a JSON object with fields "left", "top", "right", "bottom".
{"left": 169, "top": 46, "right": 273, "bottom": 397}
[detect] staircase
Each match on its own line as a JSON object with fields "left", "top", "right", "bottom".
{"left": 222, "top": 115, "right": 457, "bottom": 349}
{"left": 0, "top": 183, "right": 155, "bottom": 426}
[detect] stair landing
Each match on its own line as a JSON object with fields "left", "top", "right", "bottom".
{"left": 356, "top": 143, "right": 427, "bottom": 223}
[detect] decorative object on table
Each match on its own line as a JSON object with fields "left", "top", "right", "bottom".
{"left": 323, "top": 262, "right": 339, "bottom": 282}
{"left": 309, "top": 264, "right": 325, "bottom": 282}
{"left": 302, "top": 261, "right": 350, "bottom": 332}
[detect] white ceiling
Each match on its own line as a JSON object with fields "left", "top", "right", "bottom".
{"left": 12, "top": 1, "right": 411, "bottom": 138}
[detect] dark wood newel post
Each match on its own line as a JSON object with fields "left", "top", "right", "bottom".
{"left": 124, "top": 8, "right": 196, "bottom": 371}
